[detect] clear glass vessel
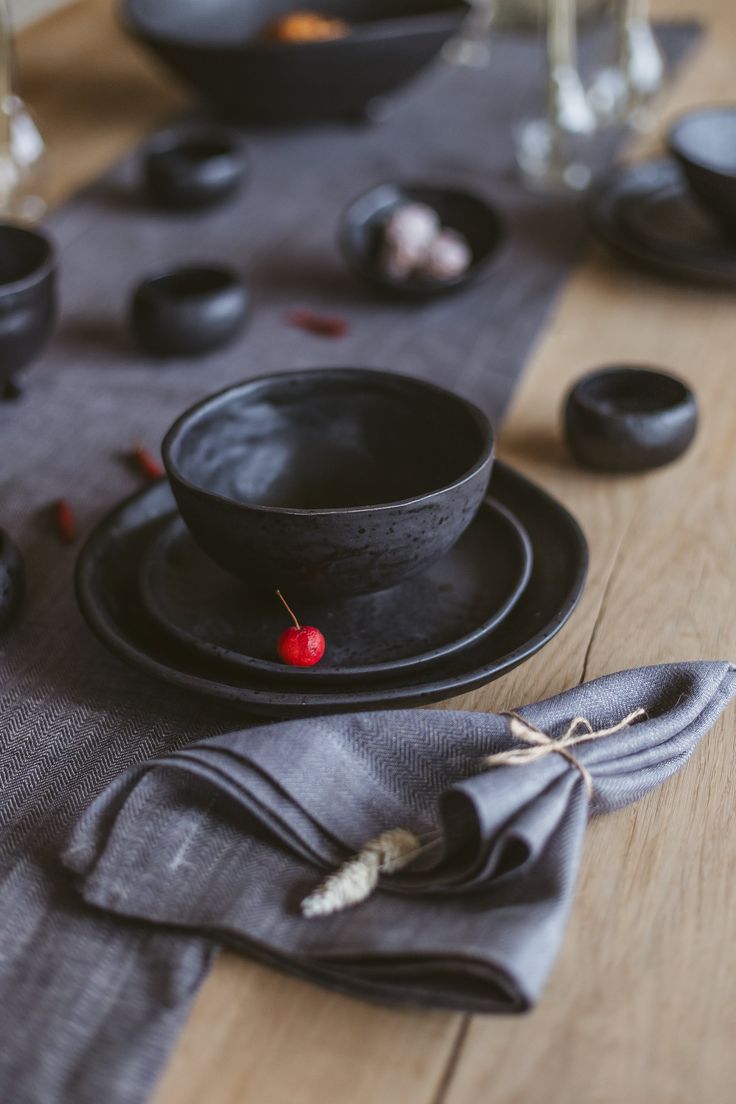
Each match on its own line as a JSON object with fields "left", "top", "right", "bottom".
{"left": 443, "top": 0, "right": 496, "bottom": 68}
{"left": 514, "top": 0, "right": 598, "bottom": 192}
{"left": 587, "top": 0, "right": 664, "bottom": 130}
{"left": 0, "top": 0, "right": 46, "bottom": 222}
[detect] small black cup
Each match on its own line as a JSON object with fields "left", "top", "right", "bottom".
{"left": 0, "top": 223, "right": 56, "bottom": 399}
{"left": 130, "top": 265, "right": 249, "bottom": 357}
{"left": 564, "top": 365, "right": 698, "bottom": 474}
{"left": 143, "top": 125, "right": 248, "bottom": 211}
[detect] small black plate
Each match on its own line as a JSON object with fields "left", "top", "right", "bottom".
{"left": 590, "top": 159, "right": 736, "bottom": 286}
{"left": 74, "top": 462, "right": 588, "bottom": 717}
{"left": 137, "top": 497, "right": 533, "bottom": 681}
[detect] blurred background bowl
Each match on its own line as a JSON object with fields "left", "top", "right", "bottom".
{"left": 120, "top": 0, "right": 466, "bottom": 126}
{"left": 668, "top": 106, "right": 736, "bottom": 230}
{"left": 0, "top": 223, "right": 56, "bottom": 399}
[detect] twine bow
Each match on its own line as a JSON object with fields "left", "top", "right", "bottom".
{"left": 484, "top": 708, "right": 648, "bottom": 799}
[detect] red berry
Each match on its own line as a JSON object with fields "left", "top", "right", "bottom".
{"left": 277, "top": 625, "right": 326, "bottom": 667}
{"left": 275, "top": 589, "right": 325, "bottom": 667}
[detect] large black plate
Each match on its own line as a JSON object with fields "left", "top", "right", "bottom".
{"left": 75, "top": 462, "right": 588, "bottom": 716}
{"left": 138, "top": 497, "right": 532, "bottom": 681}
{"left": 590, "top": 159, "right": 736, "bottom": 286}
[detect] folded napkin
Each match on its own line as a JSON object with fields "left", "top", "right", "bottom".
{"left": 63, "top": 662, "right": 736, "bottom": 1014}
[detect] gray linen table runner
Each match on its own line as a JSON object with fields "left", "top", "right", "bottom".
{"left": 0, "top": 21, "right": 699, "bottom": 1104}
{"left": 64, "top": 662, "right": 736, "bottom": 1014}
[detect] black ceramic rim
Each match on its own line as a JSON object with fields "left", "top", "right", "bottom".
{"left": 136, "top": 497, "right": 534, "bottom": 680}
{"left": 588, "top": 160, "right": 736, "bottom": 287}
{"left": 74, "top": 461, "right": 589, "bottom": 715}
{"left": 0, "top": 223, "right": 56, "bottom": 294}
{"left": 162, "top": 368, "right": 495, "bottom": 517}
{"left": 144, "top": 125, "right": 245, "bottom": 164}
{"left": 569, "top": 365, "right": 694, "bottom": 422}
{"left": 338, "top": 182, "right": 506, "bottom": 296}
{"left": 135, "top": 265, "right": 241, "bottom": 302}
{"left": 668, "top": 105, "right": 736, "bottom": 175}
{"left": 120, "top": 0, "right": 465, "bottom": 52}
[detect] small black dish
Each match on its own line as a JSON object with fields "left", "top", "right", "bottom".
{"left": 564, "top": 365, "right": 697, "bottom": 474}
{"left": 668, "top": 106, "right": 736, "bottom": 230}
{"left": 0, "top": 528, "right": 25, "bottom": 631}
{"left": 74, "top": 462, "right": 588, "bottom": 717}
{"left": 162, "top": 369, "right": 494, "bottom": 599}
{"left": 137, "top": 497, "right": 532, "bottom": 681}
{"left": 589, "top": 159, "right": 736, "bottom": 286}
{"left": 120, "top": 0, "right": 466, "bottom": 127}
{"left": 129, "top": 265, "right": 248, "bottom": 357}
{"left": 143, "top": 125, "right": 248, "bottom": 211}
{"left": 0, "top": 223, "right": 56, "bottom": 399}
{"left": 339, "top": 183, "right": 505, "bottom": 298}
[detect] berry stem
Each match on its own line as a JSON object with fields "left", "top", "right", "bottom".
{"left": 276, "top": 589, "right": 301, "bottom": 630}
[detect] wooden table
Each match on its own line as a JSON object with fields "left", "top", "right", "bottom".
{"left": 18, "top": 2, "right": 736, "bottom": 1101}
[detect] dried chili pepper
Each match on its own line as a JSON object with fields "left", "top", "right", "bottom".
{"left": 286, "top": 308, "right": 348, "bottom": 338}
{"left": 131, "top": 443, "right": 164, "bottom": 481}
{"left": 54, "top": 499, "right": 76, "bottom": 544}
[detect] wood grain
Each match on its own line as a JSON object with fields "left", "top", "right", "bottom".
{"left": 16, "top": 2, "right": 736, "bottom": 1102}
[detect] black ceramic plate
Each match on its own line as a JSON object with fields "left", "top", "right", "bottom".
{"left": 75, "top": 462, "right": 588, "bottom": 717}
{"left": 137, "top": 498, "right": 533, "bottom": 681}
{"left": 590, "top": 159, "right": 736, "bottom": 286}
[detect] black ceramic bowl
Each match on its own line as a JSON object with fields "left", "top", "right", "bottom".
{"left": 339, "top": 182, "right": 505, "bottom": 298}
{"left": 120, "top": 0, "right": 465, "bottom": 126}
{"left": 143, "top": 125, "right": 248, "bottom": 210}
{"left": 668, "top": 106, "right": 736, "bottom": 229}
{"left": 564, "top": 365, "right": 697, "bottom": 474}
{"left": 163, "top": 368, "right": 494, "bottom": 598}
{"left": 130, "top": 265, "right": 249, "bottom": 357}
{"left": 0, "top": 223, "right": 56, "bottom": 398}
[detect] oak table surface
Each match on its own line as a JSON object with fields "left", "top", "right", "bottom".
{"left": 16, "top": 2, "right": 736, "bottom": 1102}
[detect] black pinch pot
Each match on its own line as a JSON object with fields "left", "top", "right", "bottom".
{"left": 0, "top": 223, "right": 56, "bottom": 399}
{"left": 564, "top": 365, "right": 698, "bottom": 474}
{"left": 120, "top": 0, "right": 466, "bottom": 127}
{"left": 130, "top": 265, "right": 248, "bottom": 357}
{"left": 162, "top": 368, "right": 495, "bottom": 599}
{"left": 0, "top": 528, "right": 25, "bottom": 631}
{"left": 143, "top": 125, "right": 248, "bottom": 211}
{"left": 668, "top": 106, "right": 736, "bottom": 231}
{"left": 339, "top": 182, "right": 506, "bottom": 299}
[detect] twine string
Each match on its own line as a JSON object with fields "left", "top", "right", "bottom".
{"left": 484, "top": 708, "right": 648, "bottom": 799}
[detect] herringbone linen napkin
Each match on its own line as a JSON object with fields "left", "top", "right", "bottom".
{"left": 63, "top": 662, "right": 736, "bottom": 1014}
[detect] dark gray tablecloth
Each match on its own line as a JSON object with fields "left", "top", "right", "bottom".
{"left": 0, "top": 22, "right": 698, "bottom": 1104}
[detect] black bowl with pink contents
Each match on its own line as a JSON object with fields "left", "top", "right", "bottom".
{"left": 163, "top": 368, "right": 494, "bottom": 599}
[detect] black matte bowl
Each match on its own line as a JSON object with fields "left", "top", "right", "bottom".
{"left": 0, "top": 223, "right": 56, "bottom": 398}
{"left": 564, "top": 365, "right": 697, "bottom": 474}
{"left": 668, "top": 106, "right": 736, "bottom": 229}
{"left": 143, "top": 125, "right": 248, "bottom": 210}
{"left": 120, "top": 0, "right": 465, "bottom": 127}
{"left": 339, "top": 182, "right": 505, "bottom": 298}
{"left": 163, "top": 368, "right": 494, "bottom": 598}
{"left": 130, "top": 265, "right": 248, "bottom": 357}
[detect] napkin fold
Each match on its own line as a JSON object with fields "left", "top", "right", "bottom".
{"left": 63, "top": 662, "right": 736, "bottom": 1014}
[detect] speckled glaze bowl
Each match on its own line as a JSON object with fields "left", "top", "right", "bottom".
{"left": 163, "top": 369, "right": 494, "bottom": 598}
{"left": 564, "top": 365, "right": 698, "bottom": 473}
